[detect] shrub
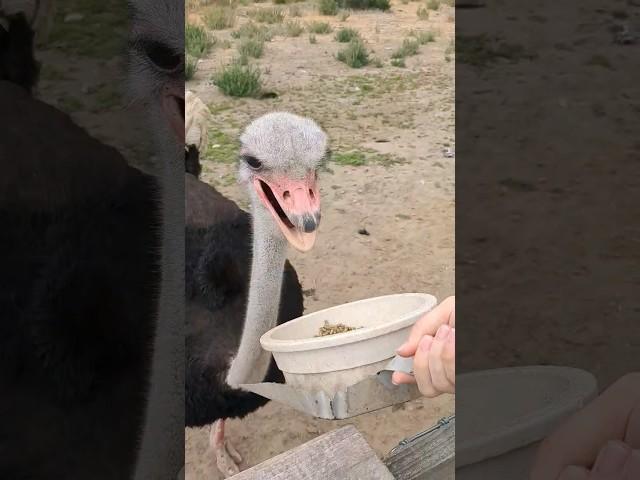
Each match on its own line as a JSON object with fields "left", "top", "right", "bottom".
{"left": 186, "top": 55, "right": 199, "bottom": 80}
{"left": 238, "top": 38, "right": 264, "bottom": 58}
{"left": 248, "top": 7, "right": 285, "bottom": 23}
{"left": 391, "top": 38, "right": 420, "bottom": 58}
{"left": 308, "top": 21, "right": 333, "bottom": 34}
{"left": 340, "top": 0, "right": 390, "bottom": 11}
{"left": 285, "top": 20, "right": 304, "bottom": 37}
{"left": 213, "top": 62, "right": 262, "bottom": 97}
{"left": 186, "top": 23, "right": 214, "bottom": 58}
{"left": 336, "top": 38, "right": 369, "bottom": 68}
{"left": 318, "top": 0, "right": 339, "bottom": 15}
{"left": 335, "top": 27, "right": 359, "bottom": 42}
{"left": 203, "top": 6, "right": 236, "bottom": 30}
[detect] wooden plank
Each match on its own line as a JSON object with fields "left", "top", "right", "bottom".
{"left": 232, "top": 425, "right": 394, "bottom": 480}
{"left": 384, "top": 415, "right": 455, "bottom": 480}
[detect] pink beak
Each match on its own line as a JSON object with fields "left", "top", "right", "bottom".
{"left": 161, "top": 84, "right": 185, "bottom": 144}
{"left": 253, "top": 173, "right": 321, "bottom": 252}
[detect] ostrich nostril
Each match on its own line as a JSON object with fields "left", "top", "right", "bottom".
{"left": 309, "top": 189, "right": 315, "bottom": 199}
{"left": 283, "top": 191, "right": 291, "bottom": 201}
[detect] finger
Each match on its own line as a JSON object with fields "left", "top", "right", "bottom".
{"left": 392, "top": 371, "right": 416, "bottom": 385}
{"left": 428, "top": 325, "right": 452, "bottom": 393}
{"left": 413, "top": 336, "right": 438, "bottom": 397}
{"left": 397, "top": 296, "right": 455, "bottom": 357}
{"left": 443, "top": 327, "right": 455, "bottom": 387}
{"left": 624, "top": 403, "right": 640, "bottom": 448}
{"left": 622, "top": 449, "right": 640, "bottom": 480}
{"left": 557, "top": 465, "right": 590, "bottom": 480}
{"left": 530, "top": 373, "right": 640, "bottom": 480}
{"left": 592, "top": 441, "right": 630, "bottom": 475}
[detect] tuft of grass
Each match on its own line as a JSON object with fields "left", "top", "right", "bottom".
{"left": 457, "top": 34, "right": 535, "bottom": 67}
{"left": 238, "top": 38, "right": 264, "bottom": 58}
{"left": 186, "top": 55, "right": 199, "bottom": 80}
{"left": 232, "top": 22, "right": 274, "bottom": 41}
{"left": 426, "top": 0, "right": 440, "bottom": 10}
{"left": 372, "top": 57, "right": 384, "bottom": 68}
{"left": 289, "top": 4, "right": 302, "bottom": 16}
{"left": 248, "top": 7, "right": 286, "bottom": 23}
{"left": 204, "top": 6, "right": 236, "bottom": 30}
{"left": 336, "top": 38, "right": 369, "bottom": 68}
{"left": 213, "top": 62, "right": 262, "bottom": 97}
{"left": 285, "top": 20, "right": 304, "bottom": 36}
{"left": 338, "top": 9, "right": 351, "bottom": 21}
{"left": 186, "top": 23, "right": 214, "bottom": 58}
{"left": 417, "top": 6, "right": 429, "bottom": 19}
{"left": 308, "top": 21, "right": 333, "bottom": 34}
{"left": 412, "top": 30, "right": 436, "bottom": 44}
{"left": 390, "top": 57, "right": 405, "bottom": 67}
{"left": 585, "top": 54, "right": 613, "bottom": 70}
{"left": 335, "top": 27, "right": 359, "bottom": 42}
{"left": 340, "top": 0, "right": 390, "bottom": 10}
{"left": 333, "top": 151, "right": 367, "bottom": 166}
{"left": 309, "top": 33, "right": 317, "bottom": 43}
{"left": 391, "top": 38, "right": 420, "bottom": 58}
{"left": 318, "top": 0, "right": 339, "bottom": 15}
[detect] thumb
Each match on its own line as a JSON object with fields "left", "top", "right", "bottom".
{"left": 397, "top": 296, "right": 455, "bottom": 357}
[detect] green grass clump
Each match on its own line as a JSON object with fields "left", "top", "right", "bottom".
{"left": 213, "top": 62, "right": 262, "bottom": 97}
{"left": 285, "top": 20, "right": 304, "bottom": 36}
{"left": 318, "top": 0, "right": 339, "bottom": 15}
{"left": 392, "top": 38, "right": 420, "bottom": 58}
{"left": 238, "top": 38, "right": 264, "bottom": 58}
{"left": 231, "top": 22, "right": 274, "bottom": 41}
{"left": 426, "top": 0, "right": 440, "bottom": 10}
{"left": 308, "top": 21, "right": 333, "bottom": 34}
{"left": 336, "top": 39, "right": 369, "bottom": 68}
{"left": 289, "top": 4, "right": 302, "bottom": 16}
{"left": 204, "top": 6, "right": 236, "bottom": 30}
{"left": 309, "top": 33, "right": 318, "bottom": 43}
{"left": 335, "top": 27, "right": 359, "bottom": 42}
{"left": 333, "top": 151, "right": 367, "bottom": 166}
{"left": 340, "top": 0, "right": 390, "bottom": 10}
{"left": 412, "top": 30, "right": 435, "bottom": 44}
{"left": 390, "top": 57, "right": 405, "bottom": 67}
{"left": 417, "top": 6, "right": 429, "bottom": 19}
{"left": 248, "top": 7, "right": 286, "bottom": 23}
{"left": 338, "top": 9, "right": 351, "bottom": 21}
{"left": 186, "top": 23, "right": 214, "bottom": 58}
{"left": 186, "top": 55, "right": 199, "bottom": 80}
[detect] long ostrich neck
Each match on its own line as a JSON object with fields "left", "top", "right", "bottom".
{"left": 226, "top": 205, "right": 288, "bottom": 387}
{"left": 134, "top": 146, "right": 184, "bottom": 480}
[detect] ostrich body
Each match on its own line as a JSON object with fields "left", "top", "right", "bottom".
{"left": 127, "top": 1, "right": 186, "bottom": 479}
{"left": 185, "top": 112, "right": 328, "bottom": 477}
{"left": 0, "top": 13, "right": 160, "bottom": 479}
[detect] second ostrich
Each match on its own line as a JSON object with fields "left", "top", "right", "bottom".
{"left": 186, "top": 112, "right": 327, "bottom": 477}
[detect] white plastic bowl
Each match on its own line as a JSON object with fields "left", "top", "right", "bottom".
{"left": 260, "top": 293, "right": 437, "bottom": 396}
{"left": 456, "top": 366, "right": 598, "bottom": 479}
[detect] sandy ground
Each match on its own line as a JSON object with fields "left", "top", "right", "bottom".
{"left": 186, "top": 0, "right": 454, "bottom": 478}
{"left": 455, "top": 0, "right": 640, "bottom": 388}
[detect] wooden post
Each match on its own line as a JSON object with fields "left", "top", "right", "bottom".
{"left": 383, "top": 415, "right": 455, "bottom": 480}
{"left": 232, "top": 425, "right": 394, "bottom": 480}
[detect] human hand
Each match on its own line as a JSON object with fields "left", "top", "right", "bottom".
{"left": 392, "top": 296, "right": 455, "bottom": 397}
{"left": 530, "top": 373, "right": 640, "bottom": 479}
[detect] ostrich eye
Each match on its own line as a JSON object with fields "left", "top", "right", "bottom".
{"left": 244, "top": 155, "right": 263, "bottom": 170}
{"left": 144, "top": 41, "right": 181, "bottom": 71}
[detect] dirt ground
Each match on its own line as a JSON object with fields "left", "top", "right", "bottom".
{"left": 185, "top": 0, "right": 454, "bottom": 477}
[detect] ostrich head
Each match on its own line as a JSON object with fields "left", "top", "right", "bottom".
{"left": 127, "top": 0, "right": 184, "bottom": 150}
{"left": 239, "top": 112, "right": 328, "bottom": 252}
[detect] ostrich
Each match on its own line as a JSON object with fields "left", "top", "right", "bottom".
{"left": 185, "top": 112, "right": 328, "bottom": 477}
{"left": 0, "top": 9, "right": 163, "bottom": 480}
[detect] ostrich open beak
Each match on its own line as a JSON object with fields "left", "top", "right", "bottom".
{"left": 161, "top": 84, "right": 185, "bottom": 144}
{"left": 253, "top": 173, "right": 321, "bottom": 252}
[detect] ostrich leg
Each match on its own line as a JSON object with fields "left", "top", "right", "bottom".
{"left": 210, "top": 419, "right": 242, "bottom": 477}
